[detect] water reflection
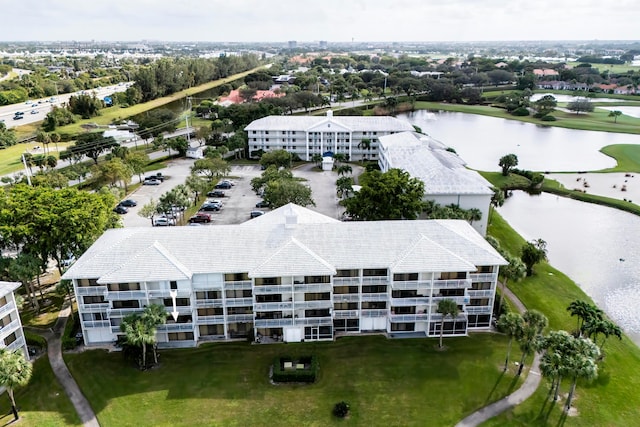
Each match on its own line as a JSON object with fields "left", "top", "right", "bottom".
{"left": 399, "top": 110, "right": 640, "bottom": 172}
{"left": 498, "top": 191, "right": 640, "bottom": 345}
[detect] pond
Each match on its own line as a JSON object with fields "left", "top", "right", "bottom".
{"left": 530, "top": 93, "right": 632, "bottom": 103}
{"left": 598, "top": 106, "right": 640, "bottom": 119}
{"left": 498, "top": 191, "right": 640, "bottom": 346}
{"left": 399, "top": 110, "right": 640, "bottom": 172}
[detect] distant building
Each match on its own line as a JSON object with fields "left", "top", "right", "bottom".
{"left": 378, "top": 132, "right": 493, "bottom": 235}
{"left": 0, "top": 282, "right": 29, "bottom": 360}
{"left": 319, "top": 40, "right": 327, "bottom": 49}
{"left": 288, "top": 40, "right": 297, "bottom": 49}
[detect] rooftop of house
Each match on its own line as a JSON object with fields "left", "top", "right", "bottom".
{"left": 0, "top": 281, "right": 20, "bottom": 297}
{"left": 62, "top": 204, "right": 506, "bottom": 283}
{"left": 379, "top": 132, "right": 494, "bottom": 196}
{"left": 244, "top": 111, "right": 415, "bottom": 133}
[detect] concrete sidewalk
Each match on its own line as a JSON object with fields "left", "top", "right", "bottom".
{"left": 455, "top": 282, "right": 542, "bottom": 427}
{"left": 45, "top": 302, "right": 100, "bottom": 427}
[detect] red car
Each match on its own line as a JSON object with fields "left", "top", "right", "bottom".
{"left": 189, "top": 213, "right": 212, "bottom": 223}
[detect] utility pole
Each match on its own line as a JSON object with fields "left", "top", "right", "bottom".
{"left": 21, "top": 153, "right": 32, "bottom": 186}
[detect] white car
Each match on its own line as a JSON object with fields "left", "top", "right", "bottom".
{"left": 153, "top": 216, "right": 176, "bottom": 226}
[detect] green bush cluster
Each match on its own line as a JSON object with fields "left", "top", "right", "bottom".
{"left": 61, "top": 311, "right": 80, "bottom": 351}
{"left": 511, "top": 106, "right": 530, "bottom": 116}
{"left": 333, "top": 401, "right": 350, "bottom": 418}
{"left": 25, "top": 330, "right": 47, "bottom": 349}
{"left": 512, "top": 168, "right": 544, "bottom": 187}
{"left": 272, "top": 355, "right": 318, "bottom": 383}
{"left": 540, "top": 114, "right": 557, "bottom": 121}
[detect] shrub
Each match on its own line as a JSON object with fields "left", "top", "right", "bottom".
{"left": 25, "top": 331, "right": 47, "bottom": 349}
{"left": 511, "top": 107, "right": 530, "bottom": 116}
{"left": 333, "top": 401, "right": 350, "bottom": 418}
{"left": 540, "top": 114, "right": 557, "bottom": 121}
{"left": 272, "top": 355, "right": 318, "bottom": 383}
{"left": 61, "top": 310, "right": 80, "bottom": 350}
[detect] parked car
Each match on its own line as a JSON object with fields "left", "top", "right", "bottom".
{"left": 214, "top": 182, "right": 232, "bottom": 189}
{"left": 113, "top": 205, "right": 129, "bottom": 214}
{"left": 144, "top": 173, "right": 164, "bottom": 183}
{"left": 153, "top": 216, "right": 175, "bottom": 226}
{"left": 62, "top": 254, "right": 76, "bottom": 267}
{"left": 250, "top": 210, "right": 265, "bottom": 219}
{"left": 119, "top": 199, "right": 137, "bottom": 207}
{"left": 189, "top": 213, "right": 212, "bottom": 223}
{"left": 255, "top": 200, "right": 270, "bottom": 208}
{"left": 143, "top": 179, "right": 160, "bottom": 185}
{"left": 200, "top": 203, "right": 220, "bottom": 212}
{"left": 207, "top": 190, "right": 226, "bottom": 198}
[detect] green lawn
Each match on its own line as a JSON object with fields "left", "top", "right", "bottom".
{"left": 0, "top": 140, "right": 73, "bottom": 176}
{"left": 0, "top": 356, "right": 81, "bottom": 426}
{"left": 599, "top": 144, "right": 640, "bottom": 172}
{"left": 65, "top": 334, "right": 521, "bottom": 427}
{"left": 20, "top": 294, "right": 65, "bottom": 329}
{"left": 483, "top": 213, "right": 640, "bottom": 426}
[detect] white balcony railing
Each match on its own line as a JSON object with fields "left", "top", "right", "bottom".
{"left": 225, "top": 298, "right": 253, "bottom": 307}
{"left": 79, "top": 303, "right": 110, "bottom": 312}
{"left": 361, "top": 276, "right": 388, "bottom": 285}
{"left": 390, "top": 297, "right": 430, "bottom": 306}
{"left": 433, "top": 279, "right": 472, "bottom": 289}
{"left": 333, "top": 277, "right": 360, "bottom": 285}
{"left": 83, "top": 320, "right": 111, "bottom": 328}
{"left": 254, "top": 318, "right": 294, "bottom": 328}
{"left": 147, "top": 289, "right": 191, "bottom": 298}
{"left": 159, "top": 323, "right": 194, "bottom": 332}
{"left": 390, "top": 281, "right": 428, "bottom": 290}
{"left": 294, "top": 283, "right": 332, "bottom": 293}
{"left": 196, "top": 315, "right": 225, "bottom": 324}
{"left": 76, "top": 286, "right": 108, "bottom": 296}
{"left": 108, "top": 308, "right": 144, "bottom": 317}
{"left": 465, "top": 306, "right": 492, "bottom": 314}
{"left": 294, "top": 300, "right": 332, "bottom": 309}
{"left": 6, "top": 336, "right": 25, "bottom": 353}
{"left": 0, "top": 319, "right": 20, "bottom": 337}
{"left": 469, "top": 273, "right": 497, "bottom": 282}
{"left": 294, "top": 317, "right": 332, "bottom": 326}
{"left": 254, "top": 302, "right": 293, "bottom": 311}
{"left": 333, "top": 310, "right": 359, "bottom": 318}
{"left": 224, "top": 280, "right": 252, "bottom": 290}
{"left": 361, "top": 293, "right": 389, "bottom": 302}
{"left": 104, "top": 290, "right": 147, "bottom": 300}
{"left": 253, "top": 284, "right": 291, "bottom": 294}
{"left": 195, "top": 298, "right": 224, "bottom": 308}
{"left": 431, "top": 296, "right": 469, "bottom": 305}
{"left": 360, "top": 309, "right": 388, "bottom": 317}
{"left": 226, "top": 314, "right": 253, "bottom": 323}
{"left": 389, "top": 313, "right": 429, "bottom": 322}
{"left": 467, "top": 290, "right": 494, "bottom": 298}
{"left": 0, "top": 302, "right": 15, "bottom": 318}
{"left": 333, "top": 294, "right": 360, "bottom": 302}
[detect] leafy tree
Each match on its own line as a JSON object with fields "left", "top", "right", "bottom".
{"left": 465, "top": 208, "right": 482, "bottom": 225}
{"left": 264, "top": 178, "right": 315, "bottom": 209}
{"left": 191, "top": 157, "right": 231, "bottom": 183}
{"left": 167, "top": 136, "right": 189, "bottom": 157}
{"left": 583, "top": 318, "right": 622, "bottom": 350}
{"left": 7, "top": 252, "right": 41, "bottom": 311}
{"left": 499, "top": 256, "right": 526, "bottom": 305}
{"left": 489, "top": 187, "right": 505, "bottom": 224}
{"left": 142, "top": 304, "right": 167, "bottom": 365}
{"left": 0, "top": 122, "right": 17, "bottom": 148}
{"left": 157, "top": 185, "right": 191, "bottom": 216}
{"left": 69, "top": 132, "right": 119, "bottom": 164}
{"left": 0, "top": 348, "right": 33, "bottom": 421}
{"left": 516, "top": 310, "right": 548, "bottom": 376}
{"left": 251, "top": 166, "right": 294, "bottom": 194}
{"left": 311, "top": 153, "right": 323, "bottom": 168}
{"left": 42, "top": 106, "right": 76, "bottom": 131}
{"left": 336, "top": 164, "right": 352, "bottom": 176}
{"left": 260, "top": 149, "right": 292, "bottom": 169}
{"left": 342, "top": 169, "right": 425, "bottom": 220}
{"left": 534, "top": 95, "right": 557, "bottom": 117}
{"left": 125, "top": 152, "right": 149, "bottom": 183}
{"left": 567, "top": 98, "right": 595, "bottom": 114}
{"left": 120, "top": 313, "right": 154, "bottom": 370}
{"left": 608, "top": 110, "right": 622, "bottom": 123}
{"left": 92, "top": 157, "right": 133, "bottom": 191}
{"left": 537, "top": 330, "right": 572, "bottom": 401}
{"left": 498, "top": 154, "right": 518, "bottom": 176}
{"left": 521, "top": 239, "right": 548, "bottom": 276}
{"left": 436, "top": 299, "right": 459, "bottom": 349}
{"left": 336, "top": 176, "right": 354, "bottom": 198}
{"left": 497, "top": 312, "right": 524, "bottom": 371}
{"left": 137, "top": 108, "right": 179, "bottom": 138}
{"left": 68, "top": 93, "right": 103, "bottom": 118}
{"left": 138, "top": 199, "right": 158, "bottom": 226}
{"left": 185, "top": 173, "right": 209, "bottom": 204}
{"left": 566, "top": 300, "right": 603, "bottom": 337}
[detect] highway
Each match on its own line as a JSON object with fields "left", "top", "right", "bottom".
{"left": 0, "top": 82, "right": 134, "bottom": 130}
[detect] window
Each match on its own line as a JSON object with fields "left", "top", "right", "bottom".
{"left": 3, "top": 332, "right": 17, "bottom": 346}
{"left": 391, "top": 290, "right": 417, "bottom": 298}
{"left": 226, "top": 289, "right": 252, "bottom": 298}
{"left": 195, "top": 291, "right": 222, "bottom": 300}
{"left": 170, "top": 281, "right": 177, "bottom": 290}
{"left": 0, "top": 314, "right": 11, "bottom": 327}
{"left": 112, "top": 300, "right": 139, "bottom": 309}
{"left": 363, "top": 268, "right": 387, "bottom": 277}
{"left": 333, "top": 286, "right": 358, "bottom": 294}
{"left": 362, "top": 285, "right": 387, "bottom": 293}
{"left": 392, "top": 306, "right": 415, "bottom": 314}
{"left": 470, "top": 298, "right": 490, "bottom": 306}
{"left": 336, "top": 269, "right": 358, "bottom": 277}
{"left": 163, "top": 298, "right": 190, "bottom": 307}
{"left": 256, "top": 294, "right": 282, "bottom": 303}
{"left": 304, "top": 292, "right": 330, "bottom": 301}
{"left": 471, "top": 282, "right": 492, "bottom": 290}
{"left": 227, "top": 306, "right": 253, "bottom": 315}
{"left": 305, "top": 309, "right": 330, "bottom": 318}
{"left": 304, "top": 275, "right": 330, "bottom": 284}
{"left": 333, "top": 319, "right": 359, "bottom": 331}
{"left": 439, "top": 272, "right": 467, "bottom": 280}
{"left": 476, "top": 266, "right": 493, "bottom": 273}
{"left": 197, "top": 308, "right": 223, "bottom": 316}
{"left": 168, "top": 332, "right": 194, "bottom": 341}
{"left": 255, "top": 277, "right": 280, "bottom": 286}
{"left": 199, "top": 324, "right": 224, "bottom": 335}
{"left": 83, "top": 295, "right": 105, "bottom": 304}
{"left": 391, "top": 322, "right": 415, "bottom": 331}
{"left": 393, "top": 273, "right": 418, "bottom": 281}
{"left": 361, "top": 301, "right": 386, "bottom": 309}
{"left": 334, "top": 302, "right": 358, "bottom": 310}
{"left": 0, "top": 296, "right": 7, "bottom": 307}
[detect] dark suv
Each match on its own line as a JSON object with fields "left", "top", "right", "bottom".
{"left": 214, "top": 182, "right": 232, "bottom": 189}
{"left": 189, "top": 213, "right": 212, "bottom": 223}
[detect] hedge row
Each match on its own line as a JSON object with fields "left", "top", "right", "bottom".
{"left": 272, "top": 355, "right": 318, "bottom": 383}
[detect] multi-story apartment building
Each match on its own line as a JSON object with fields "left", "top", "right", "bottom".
{"left": 0, "top": 281, "right": 29, "bottom": 359}
{"left": 62, "top": 204, "right": 506, "bottom": 349}
{"left": 244, "top": 111, "right": 415, "bottom": 161}
{"left": 378, "top": 131, "right": 494, "bottom": 235}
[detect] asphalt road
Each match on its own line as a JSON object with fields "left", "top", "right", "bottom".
{"left": 0, "top": 83, "right": 134, "bottom": 129}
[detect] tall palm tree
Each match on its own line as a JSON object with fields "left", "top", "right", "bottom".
{"left": 465, "top": 208, "right": 482, "bottom": 225}
{"left": 489, "top": 187, "right": 505, "bottom": 225}
{"left": 567, "top": 300, "right": 602, "bottom": 337}
{"left": 496, "top": 312, "right": 524, "bottom": 371}
{"left": 142, "top": 304, "right": 168, "bottom": 365}
{"left": 0, "top": 349, "right": 33, "bottom": 421}
{"left": 565, "top": 337, "right": 600, "bottom": 413}
{"left": 337, "top": 164, "right": 353, "bottom": 176}
{"left": 437, "top": 299, "right": 459, "bottom": 349}
{"left": 311, "top": 153, "right": 323, "bottom": 168}
{"left": 121, "top": 314, "right": 154, "bottom": 369}
{"left": 499, "top": 256, "right": 526, "bottom": 307}
{"left": 538, "top": 330, "right": 573, "bottom": 401}
{"left": 516, "top": 310, "right": 548, "bottom": 376}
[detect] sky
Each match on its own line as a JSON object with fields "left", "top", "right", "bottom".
{"left": 2, "top": 0, "right": 639, "bottom": 43}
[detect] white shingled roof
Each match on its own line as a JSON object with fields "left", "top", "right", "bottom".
{"left": 0, "top": 281, "right": 20, "bottom": 297}
{"left": 244, "top": 114, "right": 415, "bottom": 133}
{"left": 63, "top": 204, "right": 506, "bottom": 283}
{"left": 379, "top": 132, "right": 493, "bottom": 196}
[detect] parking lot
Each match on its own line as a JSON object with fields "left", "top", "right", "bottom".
{"left": 121, "top": 160, "right": 357, "bottom": 228}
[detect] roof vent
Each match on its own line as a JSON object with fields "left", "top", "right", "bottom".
{"left": 284, "top": 206, "right": 298, "bottom": 229}
{"left": 326, "top": 110, "right": 333, "bottom": 117}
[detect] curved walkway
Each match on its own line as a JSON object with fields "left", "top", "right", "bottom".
{"left": 29, "top": 302, "right": 100, "bottom": 427}
{"left": 455, "top": 284, "right": 542, "bottom": 427}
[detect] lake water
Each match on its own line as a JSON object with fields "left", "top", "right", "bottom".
{"left": 599, "top": 106, "right": 640, "bottom": 119}
{"left": 498, "top": 191, "right": 640, "bottom": 345}
{"left": 530, "top": 93, "right": 631, "bottom": 103}
{"left": 399, "top": 110, "right": 640, "bottom": 172}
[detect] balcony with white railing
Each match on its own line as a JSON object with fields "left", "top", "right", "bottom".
{"left": 224, "top": 280, "right": 252, "bottom": 290}
{"left": 333, "top": 293, "right": 360, "bottom": 303}
{"left": 0, "top": 301, "right": 16, "bottom": 318}
{"left": 254, "top": 302, "right": 293, "bottom": 311}
{"left": 431, "top": 295, "right": 469, "bottom": 305}
{"left": 294, "top": 300, "right": 332, "bottom": 309}
{"left": 389, "top": 313, "right": 429, "bottom": 322}
{"left": 293, "top": 283, "right": 332, "bottom": 293}
{"left": 390, "top": 280, "right": 430, "bottom": 290}
{"left": 76, "top": 286, "right": 108, "bottom": 296}
{"left": 253, "top": 284, "right": 292, "bottom": 294}
{"left": 79, "top": 303, "right": 110, "bottom": 312}
{"left": 333, "top": 277, "right": 360, "bottom": 286}
{"left": 294, "top": 316, "right": 333, "bottom": 326}
{"left": 196, "top": 315, "right": 225, "bottom": 324}
{"left": 6, "top": 336, "right": 25, "bottom": 353}
{"left": 104, "top": 290, "right": 147, "bottom": 300}
{"left": 469, "top": 273, "right": 497, "bottom": 282}
{"left": 163, "top": 306, "right": 192, "bottom": 315}
{"left": 465, "top": 306, "right": 492, "bottom": 314}
{"left": 433, "top": 279, "right": 472, "bottom": 289}
{"left": 361, "top": 293, "right": 389, "bottom": 302}
{"left": 254, "top": 318, "right": 294, "bottom": 328}
{"left": 226, "top": 314, "right": 254, "bottom": 322}
{"left": 108, "top": 308, "right": 144, "bottom": 317}
{"left": 195, "top": 298, "right": 224, "bottom": 308}
{"left": 361, "top": 309, "right": 388, "bottom": 317}
{"left": 147, "top": 289, "right": 191, "bottom": 299}
{"left": 361, "top": 276, "right": 388, "bottom": 285}
{"left": 225, "top": 297, "right": 253, "bottom": 307}
{"left": 0, "top": 319, "right": 20, "bottom": 337}
{"left": 430, "top": 313, "right": 468, "bottom": 321}
{"left": 159, "top": 340, "right": 196, "bottom": 349}
{"left": 333, "top": 310, "right": 359, "bottom": 318}
{"left": 468, "top": 290, "right": 495, "bottom": 298}
{"left": 159, "top": 323, "right": 194, "bottom": 332}
{"left": 83, "top": 320, "right": 111, "bottom": 328}
{"left": 390, "top": 297, "right": 430, "bottom": 306}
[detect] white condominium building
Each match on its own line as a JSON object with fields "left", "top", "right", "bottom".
{"left": 244, "top": 111, "right": 415, "bottom": 161}
{"left": 0, "top": 281, "right": 29, "bottom": 359}
{"left": 62, "top": 204, "right": 506, "bottom": 348}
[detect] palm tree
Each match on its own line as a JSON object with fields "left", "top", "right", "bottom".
{"left": 567, "top": 300, "right": 602, "bottom": 337}
{"left": 311, "top": 153, "right": 323, "bottom": 168}
{"left": 142, "top": 304, "right": 168, "bottom": 365}
{"left": 465, "top": 208, "right": 482, "bottom": 225}
{"left": 489, "top": 187, "right": 505, "bottom": 225}
{"left": 608, "top": 110, "right": 622, "bottom": 123}
{"left": 333, "top": 153, "right": 347, "bottom": 165}
{"left": 337, "top": 164, "right": 353, "bottom": 176}
{"left": 516, "top": 310, "right": 548, "bottom": 376}
{"left": 565, "top": 337, "right": 600, "bottom": 413}
{"left": 336, "top": 176, "right": 354, "bottom": 199}
{"left": 0, "top": 349, "right": 33, "bottom": 421}
{"left": 496, "top": 312, "right": 524, "bottom": 371}
{"left": 583, "top": 318, "right": 622, "bottom": 350}
{"left": 121, "top": 314, "right": 154, "bottom": 369}
{"left": 437, "top": 299, "right": 459, "bottom": 349}
{"left": 538, "top": 330, "right": 573, "bottom": 401}
{"left": 499, "top": 256, "right": 526, "bottom": 307}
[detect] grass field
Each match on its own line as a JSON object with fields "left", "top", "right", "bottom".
{"left": 65, "top": 334, "right": 520, "bottom": 427}
{"left": 565, "top": 62, "right": 640, "bottom": 75}
{"left": 599, "top": 144, "right": 640, "bottom": 172}
{"left": 0, "top": 141, "right": 72, "bottom": 176}
{"left": 482, "top": 213, "right": 640, "bottom": 426}
{"left": 0, "top": 356, "right": 81, "bottom": 426}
